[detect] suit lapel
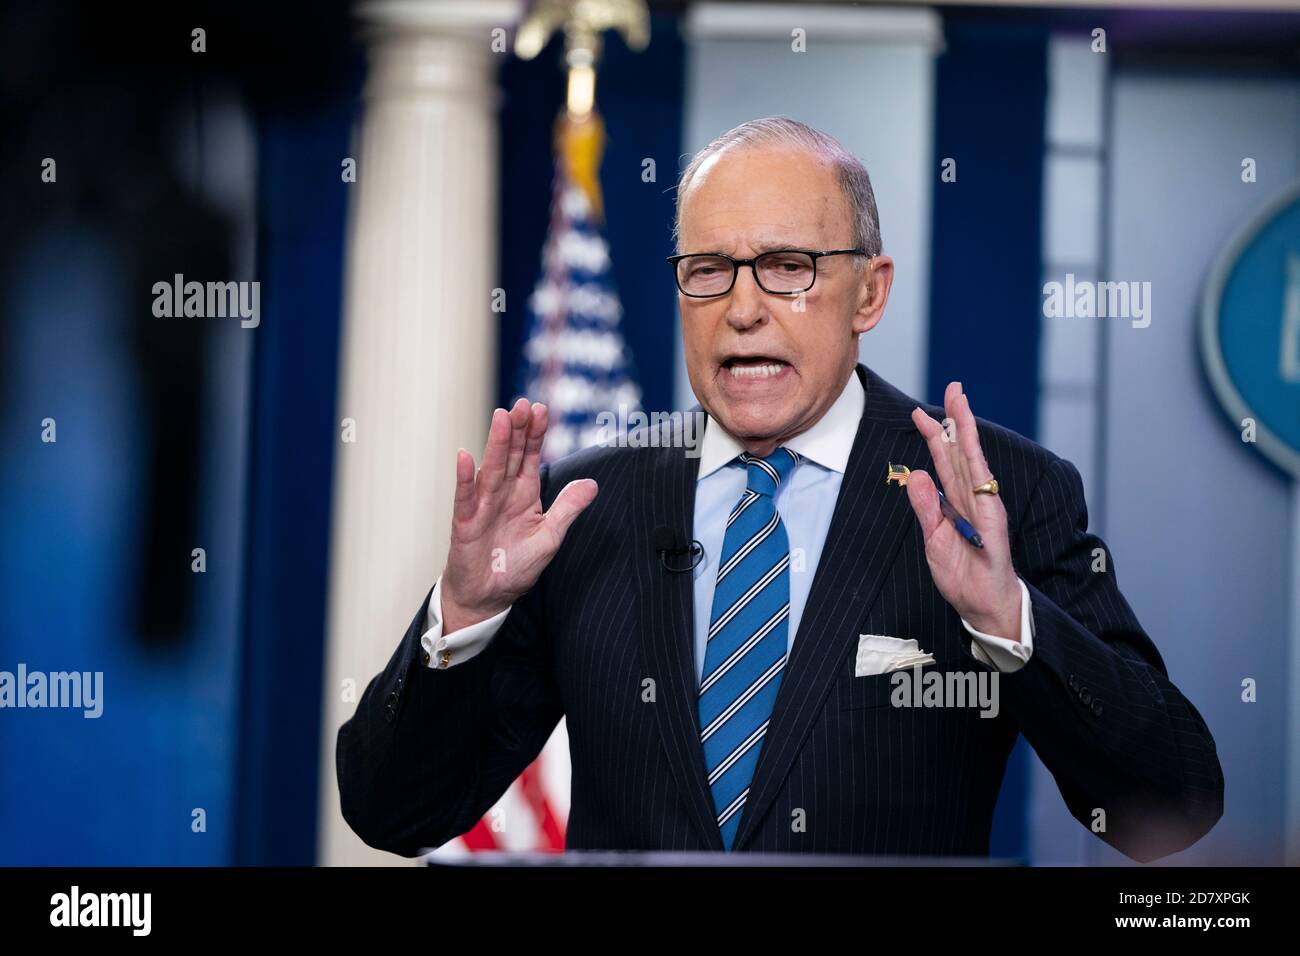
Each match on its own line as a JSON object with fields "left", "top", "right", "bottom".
{"left": 732, "top": 364, "right": 927, "bottom": 851}
{"left": 632, "top": 430, "right": 723, "bottom": 850}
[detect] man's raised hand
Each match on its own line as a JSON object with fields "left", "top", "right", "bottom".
{"left": 439, "top": 398, "right": 598, "bottom": 634}
{"left": 905, "top": 382, "right": 1022, "bottom": 641}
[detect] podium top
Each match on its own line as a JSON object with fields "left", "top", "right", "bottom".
{"left": 423, "top": 850, "right": 1022, "bottom": 867}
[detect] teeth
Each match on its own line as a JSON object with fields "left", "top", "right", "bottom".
{"left": 728, "top": 361, "right": 787, "bottom": 379}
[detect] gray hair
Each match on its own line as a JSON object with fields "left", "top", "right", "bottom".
{"left": 671, "top": 116, "right": 882, "bottom": 267}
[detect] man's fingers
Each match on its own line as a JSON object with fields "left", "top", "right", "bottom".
{"left": 943, "top": 382, "right": 973, "bottom": 494}
{"left": 505, "top": 398, "right": 530, "bottom": 478}
{"left": 948, "top": 386, "right": 1004, "bottom": 529}
{"left": 911, "top": 406, "right": 962, "bottom": 502}
{"left": 451, "top": 448, "right": 477, "bottom": 522}
{"left": 955, "top": 391, "right": 993, "bottom": 484}
{"left": 904, "top": 468, "right": 945, "bottom": 539}
{"left": 542, "top": 478, "right": 599, "bottom": 545}
{"left": 477, "top": 407, "right": 511, "bottom": 494}
{"left": 520, "top": 403, "right": 548, "bottom": 481}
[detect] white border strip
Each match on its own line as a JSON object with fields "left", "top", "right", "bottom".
{"left": 686, "top": 3, "right": 943, "bottom": 48}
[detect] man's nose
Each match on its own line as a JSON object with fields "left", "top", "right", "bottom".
{"left": 724, "top": 263, "right": 769, "bottom": 330}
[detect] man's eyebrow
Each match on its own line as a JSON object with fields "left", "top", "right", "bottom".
{"left": 750, "top": 240, "right": 808, "bottom": 254}
{"left": 685, "top": 240, "right": 819, "bottom": 255}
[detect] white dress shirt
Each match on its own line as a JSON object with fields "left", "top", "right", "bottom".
{"left": 420, "top": 374, "right": 1034, "bottom": 673}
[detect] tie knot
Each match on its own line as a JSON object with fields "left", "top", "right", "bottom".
{"left": 739, "top": 447, "right": 800, "bottom": 497}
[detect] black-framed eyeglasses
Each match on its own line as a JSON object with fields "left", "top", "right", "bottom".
{"left": 665, "top": 248, "right": 870, "bottom": 298}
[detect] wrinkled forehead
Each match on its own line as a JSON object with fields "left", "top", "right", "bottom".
{"left": 677, "top": 145, "right": 851, "bottom": 254}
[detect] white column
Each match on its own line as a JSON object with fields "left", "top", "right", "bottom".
{"left": 318, "top": 0, "right": 523, "bottom": 867}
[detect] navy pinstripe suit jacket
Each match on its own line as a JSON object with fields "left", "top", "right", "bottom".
{"left": 337, "top": 364, "right": 1223, "bottom": 862}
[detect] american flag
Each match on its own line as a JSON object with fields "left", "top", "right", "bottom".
{"left": 521, "top": 113, "right": 642, "bottom": 463}
{"left": 431, "top": 112, "right": 641, "bottom": 859}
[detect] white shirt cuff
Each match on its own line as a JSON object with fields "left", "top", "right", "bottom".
{"left": 420, "top": 576, "right": 511, "bottom": 669}
{"left": 961, "top": 577, "right": 1034, "bottom": 673}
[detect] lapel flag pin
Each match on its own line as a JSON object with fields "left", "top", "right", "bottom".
{"left": 885, "top": 462, "right": 911, "bottom": 487}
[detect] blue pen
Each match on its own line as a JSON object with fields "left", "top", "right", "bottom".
{"left": 935, "top": 488, "right": 984, "bottom": 550}
{"left": 886, "top": 462, "right": 984, "bottom": 550}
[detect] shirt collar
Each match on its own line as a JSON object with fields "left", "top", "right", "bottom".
{"left": 695, "top": 371, "right": 865, "bottom": 480}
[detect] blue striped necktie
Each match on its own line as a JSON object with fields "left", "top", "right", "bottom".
{"left": 698, "top": 446, "right": 801, "bottom": 849}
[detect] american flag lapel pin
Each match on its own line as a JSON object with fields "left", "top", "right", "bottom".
{"left": 885, "top": 462, "right": 911, "bottom": 487}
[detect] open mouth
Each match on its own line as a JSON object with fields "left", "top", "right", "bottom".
{"left": 721, "top": 356, "right": 791, "bottom": 379}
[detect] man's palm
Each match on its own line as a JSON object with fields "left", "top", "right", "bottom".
{"left": 441, "top": 399, "right": 598, "bottom": 632}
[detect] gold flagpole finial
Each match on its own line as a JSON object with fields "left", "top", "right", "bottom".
{"left": 515, "top": 0, "right": 650, "bottom": 119}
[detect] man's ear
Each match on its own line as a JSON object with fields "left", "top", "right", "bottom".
{"left": 853, "top": 254, "right": 894, "bottom": 336}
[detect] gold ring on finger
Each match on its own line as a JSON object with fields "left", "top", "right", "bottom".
{"left": 973, "top": 479, "right": 999, "bottom": 496}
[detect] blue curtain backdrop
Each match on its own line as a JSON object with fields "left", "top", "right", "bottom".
{"left": 929, "top": 10, "right": 1050, "bottom": 861}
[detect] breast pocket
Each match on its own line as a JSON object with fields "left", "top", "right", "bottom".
{"left": 837, "top": 671, "right": 899, "bottom": 710}
{"left": 837, "top": 659, "right": 952, "bottom": 711}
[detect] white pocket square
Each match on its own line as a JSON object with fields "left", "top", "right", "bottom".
{"left": 855, "top": 634, "right": 936, "bottom": 677}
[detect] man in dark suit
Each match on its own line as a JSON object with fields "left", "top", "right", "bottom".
{"left": 336, "top": 117, "right": 1222, "bottom": 862}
